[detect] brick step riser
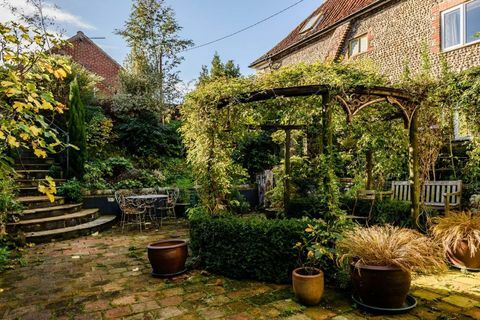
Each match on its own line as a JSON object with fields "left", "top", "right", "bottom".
{"left": 21, "top": 205, "right": 83, "bottom": 221}
{"left": 14, "top": 164, "right": 58, "bottom": 171}
{"left": 8, "top": 211, "right": 99, "bottom": 233}
{"left": 26, "top": 216, "right": 117, "bottom": 244}
{"left": 24, "top": 198, "right": 65, "bottom": 209}
{"left": 16, "top": 180, "right": 65, "bottom": 188}
{"left": 17, "top": 172, "right": 58, "bottom": 180}
{"left": 18, "top": 188, "right": 43, "bottom": 197}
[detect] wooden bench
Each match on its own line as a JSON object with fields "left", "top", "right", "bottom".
{"left": 380, "top": 180, "right": 462, "bottom": 213}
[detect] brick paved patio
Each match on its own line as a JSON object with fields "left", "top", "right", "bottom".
{"left": 1, "top": 220, "right": 479, "bottom": 319}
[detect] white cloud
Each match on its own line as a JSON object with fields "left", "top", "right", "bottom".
{"left": 0, "top": 0, "right": 95, "bottom": 30}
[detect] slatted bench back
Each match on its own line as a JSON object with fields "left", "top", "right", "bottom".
{"left": 391, "top": 180, "right": 462, "bottom": 207}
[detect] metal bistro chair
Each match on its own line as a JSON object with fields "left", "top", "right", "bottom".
{"left": 348, "top": 189, "right": 376, "bottom": 225}
{"left": 115, "top": 190, "right": 147, "bottom": 232}
{"left": 159, "top": 187, "right": 179, "bottom": 226}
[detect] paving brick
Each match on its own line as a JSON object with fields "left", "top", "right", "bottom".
{"left": 412, "top": 289, "right": 443, "bottom": 301}
{"left": 131, "top": 300, "right": 161, "bottom": 313}
{"left": 84, "top": 300, "right": 110, "bottom": 312}
{"left": 159, "top": 295, "right": 184, "bottom": 306}
{"left": 104, "top": 306, "right": 131, "bottom": 319}
{"left": 304, "top": 307, "right": 337, "bottom": 320}
{"left": 442, "top": 295, "right": 480, "bottom": 309}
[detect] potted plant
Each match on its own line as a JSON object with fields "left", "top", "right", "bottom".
{"left": 337, "top": 225, "right": 445, "bottom": 309}
{"left": 430, "top": 211, "right": 480, "bottom": 269}
{"left": 147, "top": 239, "right": 188, "bottom": 277}
{"left": 292, "top": 222, "right": 336, "bottom": 306}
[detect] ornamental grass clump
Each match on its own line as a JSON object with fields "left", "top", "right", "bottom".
{"left": 430, "top": 211, "right": 480, "bottom": 257}
{"left": 337, "top": 225, "right": 445, "bottom": 273}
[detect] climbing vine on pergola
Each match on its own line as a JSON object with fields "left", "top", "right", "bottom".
{"left": 180, "top": 62, "right": 428, "bottom": 223}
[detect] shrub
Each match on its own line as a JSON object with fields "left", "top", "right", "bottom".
{"left": 340, "top": 196, "right": 412, "bottom": 227}
{"left": 58, "top": 178, "right": 84, "bottom": 203}
{"left": 189, "top": 212, "right": 349, "bottom": 284}
{"left": 68, "top": 78, "right": 87, "bottom": 179}
{"left": 85, "top": 106, "right": 114, "bottom": 158}
{"left": 189, "top": 214, "right": 306, "bottom": 283}
{"left": 0, "top": 167, "right": 21, "bottom": 226}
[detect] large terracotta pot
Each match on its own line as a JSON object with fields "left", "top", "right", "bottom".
{"left": 351, "top": 263, "right": 411, "bottom": 308}
{"left": 447, "top": 240, "right": 480, "bottom": 269}
{"left": 147, "top": 239, "right": 187, "bottom": 277}
{"left": 292, "top": 267, "right": 324, "bottom": 306}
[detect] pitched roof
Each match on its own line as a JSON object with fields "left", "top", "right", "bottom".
{"left": 250, "top": 0, "right": 386, "bottom": 67}
{"left": 66, "top": 31, "right": 122, "bottom": 69}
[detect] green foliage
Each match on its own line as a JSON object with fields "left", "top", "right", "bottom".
{"left": 189, "top": 212, "right": 350, "bottom": 284}
{"left": 68, "top": 78, "right": 86, "bottom": 179}
{"left": 340, "top": 196, "right": 412, "bottom": 227}
{"left": 0, "top": 245, "right": 11, "bottom": 272}
{"left": 0, "top": 166, "right": 21, "bottom": 226}
{"left": 58, "top": 178, "right": 84, "bottom": 203}
{"left": 181, "top": 61, "right": 384, "bottom": 213}
{"left": 198, "top": 52, "right": 241, "bottom": 84}
{"left": 115, "top": 113, "right": 184, "bottom": 157}
{"left": 232, "top": 131, "right": 280, "bottom": 180}
{"left": 85, "top": 106, "right": 114, "bottom": 158}
{"left": 189, "top": 213, "right": 309, "bottom": 283}
{"left": 115, "top": 0, "right": 193, "bottom": 115}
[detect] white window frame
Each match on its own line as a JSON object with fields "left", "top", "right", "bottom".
{"left": 348, "top": 34, "right": 369, "bottom": 57}
{"left": 441, "top": 0, "right": 480, "bottom": 51}
{"left": 299, "top": 13, "right": 323, "bottom": 34}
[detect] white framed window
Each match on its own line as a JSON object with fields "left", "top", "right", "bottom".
{"left": 442, "top": 0, "right": 480, "bottom": 51}
{"left": 299, "top": 13, "right": 323, "bottom": 34}
{"left": 348, "top": 34, "right": 369, "bottom": 56}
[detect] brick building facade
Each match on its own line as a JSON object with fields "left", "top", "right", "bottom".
{"left": 59, "top": 31, "right": 121, "bottom": 96}
{"left": 251, "top": 0, "right": 480, "bottom": 82}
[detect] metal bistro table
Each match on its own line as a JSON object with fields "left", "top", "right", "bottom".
{"left": 126, "top": 194, "right": 168, "bottom": 228}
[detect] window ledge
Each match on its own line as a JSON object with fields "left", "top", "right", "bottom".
{"left": 442, "top": 39, "right": 480, "bottom": 53}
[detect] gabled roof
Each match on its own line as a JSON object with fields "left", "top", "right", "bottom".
{"left": 250, "top": 0, "right": 388, "bottom": 67}
{"left": 66, "top": 31, "right": 122, "bottom": 69}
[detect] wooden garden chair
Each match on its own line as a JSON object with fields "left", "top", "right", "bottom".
{"left": 348, "top": 189, "right": 376, "bottom": 225}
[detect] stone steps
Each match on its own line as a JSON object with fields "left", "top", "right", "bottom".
{"left": 16, "top": 169, "right": 54, "bottom": 180}
{"left": 24, "top": 215, "right": 117, "bottom": 243}
{"left": 17, "top": 196, "right": 65, "bottom": 209}
{"left": 11, "top": 153, "right": 116, "bottom": 243}
{"left": 16, "top": 179, "right": 66, "bottom": 188}
{"left": 8, "top": 208, "right": 100, "bottom": 233}
{"left": 21, "top": 203, "right": 83, "bottom": 220}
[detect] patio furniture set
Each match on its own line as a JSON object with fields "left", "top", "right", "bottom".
{"left": 115, "top": 188, "right": 179, "bottom": 231}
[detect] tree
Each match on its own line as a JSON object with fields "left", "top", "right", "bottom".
{"left": 198, "top": 52, "right": 241, "bottom": 84}
{"left": 115, "top": 0, "right": 193, "bottom": 115}
{"left": 68, "top": 78, "right": 86, "bottom": 179}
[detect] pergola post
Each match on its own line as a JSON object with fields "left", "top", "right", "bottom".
{"left": 409, "top": 112, "right": 421, "bottom": 225}
{"left": 366, "top": 149, "right": 373, "bottom": 190}
{"left": 322, "top": 93, "right": 335, "bottom": 204}
{"left": 284, "top": 129, "right": 292, "bottom": 208}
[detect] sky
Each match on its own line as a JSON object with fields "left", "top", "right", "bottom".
{"left": 0, "top": 0, "right": 321, "bottom": 85}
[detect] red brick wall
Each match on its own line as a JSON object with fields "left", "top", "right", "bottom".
{"left": 61, "top": 33, "right": 121, "bottom": 97}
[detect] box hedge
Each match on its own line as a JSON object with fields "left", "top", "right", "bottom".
{"left": 189, "top": 215, "right": 307, "bottom": 283}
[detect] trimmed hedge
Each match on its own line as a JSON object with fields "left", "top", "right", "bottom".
{"left": 189, "top": 215, "right": 307, "bottom": 283}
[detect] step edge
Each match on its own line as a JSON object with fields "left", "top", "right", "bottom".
{"left": 25, "top": 215, "right": 116, "bottom": 237}
{"left": 9, "top": 209, "right": 99, "bottom": 225}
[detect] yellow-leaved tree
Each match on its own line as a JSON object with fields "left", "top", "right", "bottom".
{"left": 0, "top": 21, "right": 72, "bottom": 202}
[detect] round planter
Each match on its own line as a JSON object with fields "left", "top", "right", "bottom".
{"left": 351, "top": 263, "right": 411, "bottom": 309}
{"left": 147, "top": 239, "right": 188, "bottom": 277}
{"left": 292, "top": 267, "right": 324, "bottom": 306}
{"left": 174, "top": 203, "right": 190, "bottom": 217}
{"left": 447, "top": 240, "right": 480, "bottom": 269}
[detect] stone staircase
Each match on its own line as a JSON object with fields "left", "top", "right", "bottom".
{"left": 8, "top": 155, "right": 116, "bottom": 243}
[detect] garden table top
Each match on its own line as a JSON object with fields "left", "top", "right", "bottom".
{"left": 126, "top": 194, "right": 168, "bottom": 200}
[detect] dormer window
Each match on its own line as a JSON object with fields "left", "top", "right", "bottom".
{"left": 299, "top": 13, "right": 323, "bottom": 34}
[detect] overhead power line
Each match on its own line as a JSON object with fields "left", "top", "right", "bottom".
{"left": 182, "top": 0, "right": 306, "bottom": 52}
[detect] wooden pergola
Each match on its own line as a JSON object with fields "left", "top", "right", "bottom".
{"left": 218, "top": 84, "right": 423, "bottom": 223}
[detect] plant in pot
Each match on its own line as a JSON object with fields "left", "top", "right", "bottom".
{"left": 430, "top": 211, "right": 480, "bottom": 270}
{"left": 292, "top": 221, "right": 337, "bottom": 306}
{"left": 337, "top": 225, "right": 445, "bottom": 310}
